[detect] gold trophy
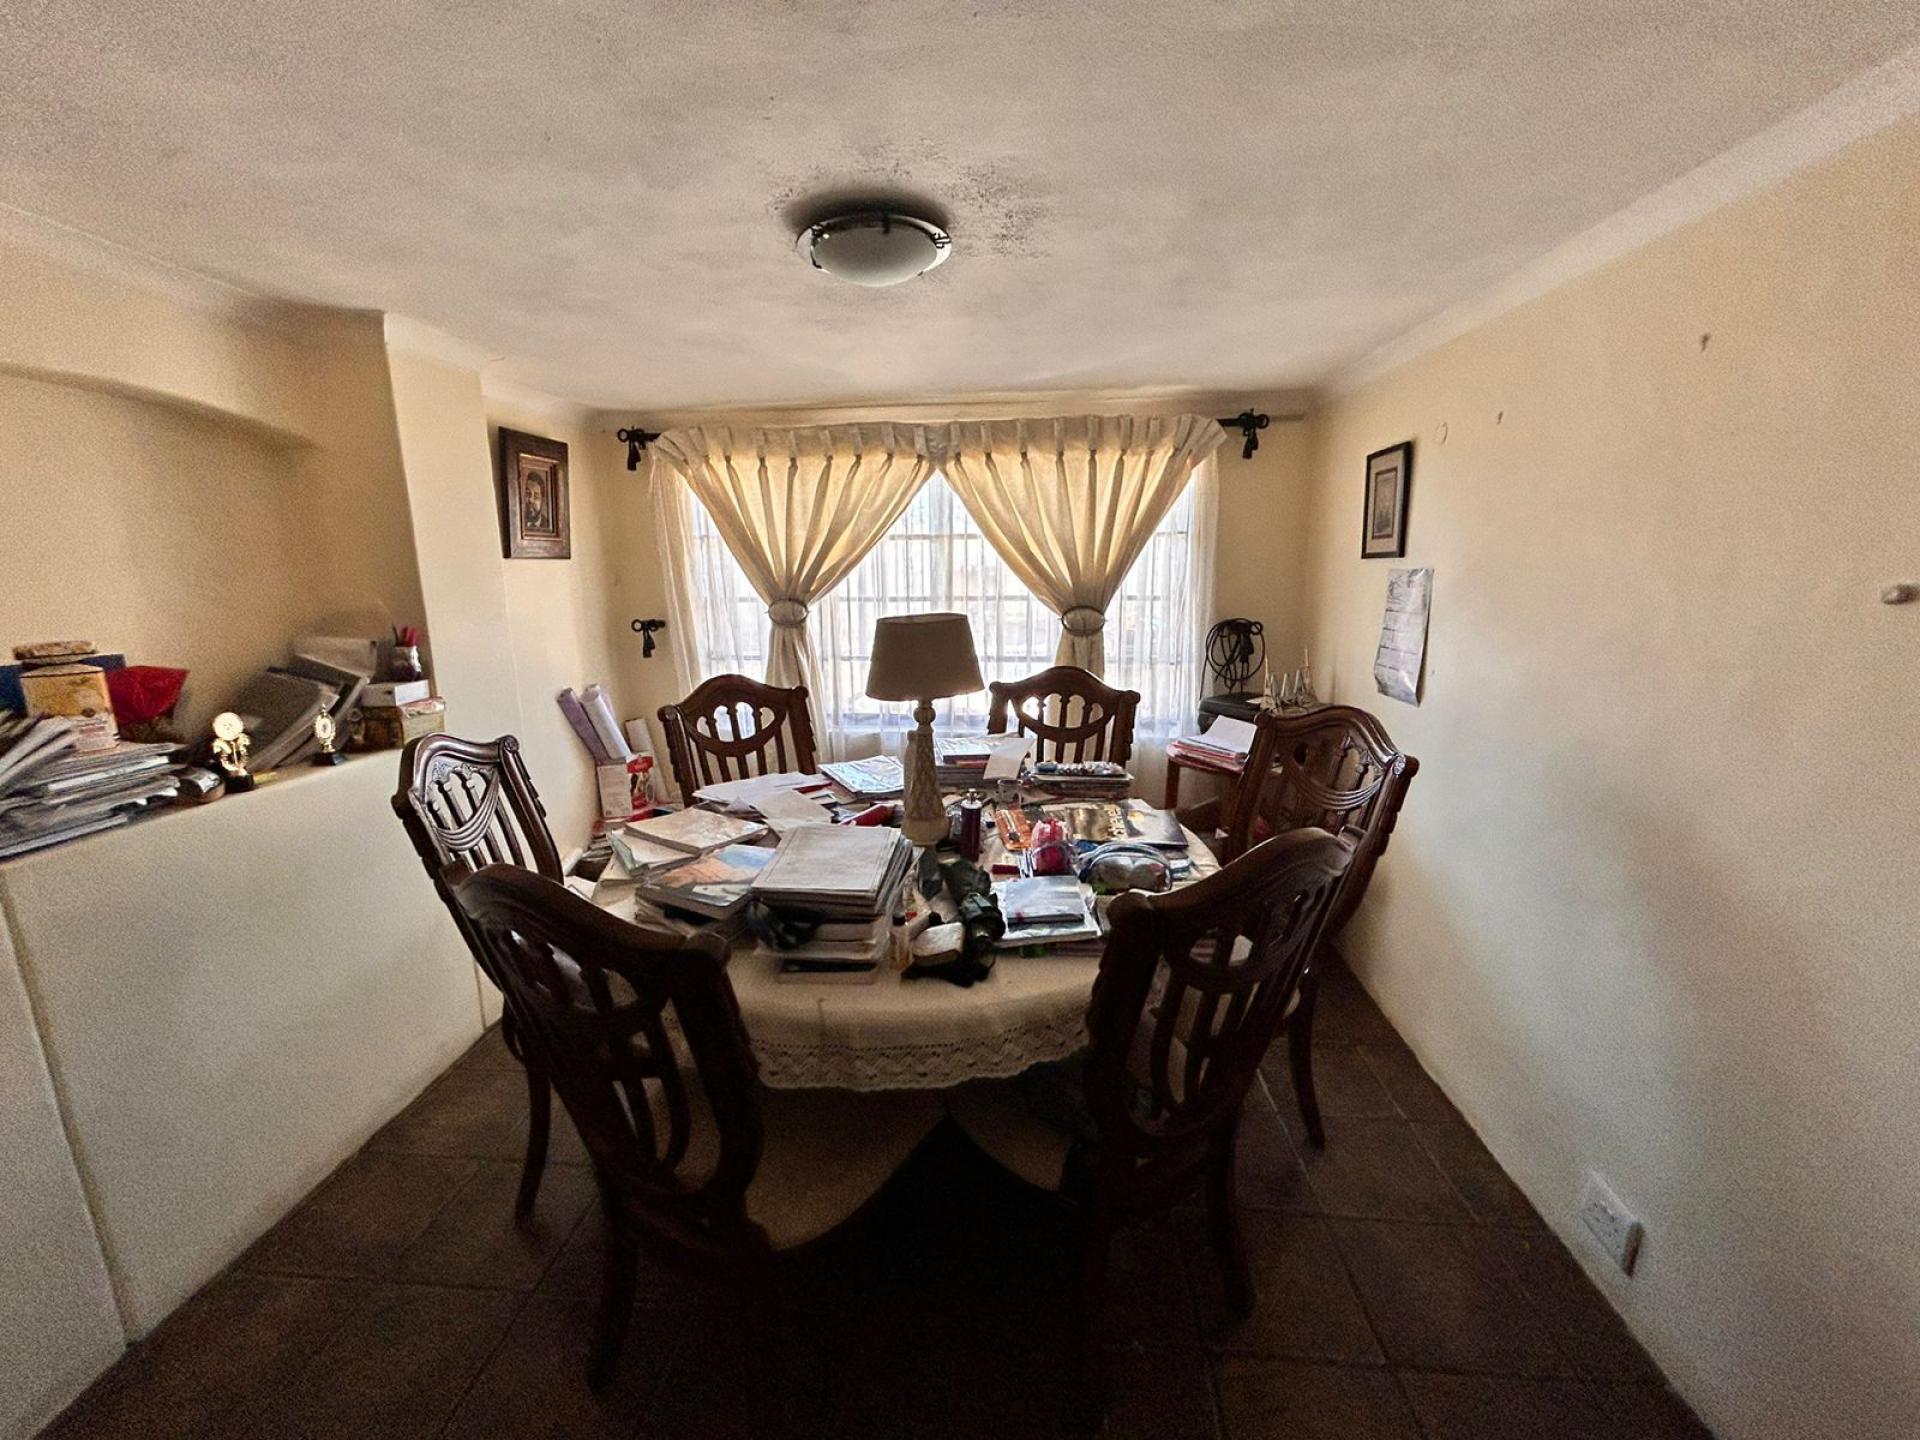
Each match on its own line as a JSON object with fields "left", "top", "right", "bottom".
{"left": 210, "top": 711, "right": 256, "bottom": 793}
{"left": 311, "top": 711, "right": 346, "bottom": 766}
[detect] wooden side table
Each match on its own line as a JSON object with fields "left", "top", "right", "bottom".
{"left": 1162, "top": 739, "right": 1248, "bottom": 809}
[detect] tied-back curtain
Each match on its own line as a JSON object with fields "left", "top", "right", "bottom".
{"left": 938, "top": 414, "right": 1226, "bottom": 674}
{"left": 650, "top": 423, "right": 937, "bottom": 703}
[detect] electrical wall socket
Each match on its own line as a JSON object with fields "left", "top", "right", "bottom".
{"left": 1579, "top": 1172, "right": 1644, "bottom": 1275}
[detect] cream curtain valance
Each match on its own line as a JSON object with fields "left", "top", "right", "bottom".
{"left": 649, "top": 424, "right": 938, "bottom": 701}
{"left": 937, "top": 414, "right": 1226, "bottom": 673}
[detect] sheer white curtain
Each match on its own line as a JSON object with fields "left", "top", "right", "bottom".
{"left": 669, "top": 462, "right": 1216, "bottom": 778}
{"left": 648, "top": 424, "right": 936, "bottom": 705}
{"left": 938, "top": 414, "right": 1225, "bottom": 673}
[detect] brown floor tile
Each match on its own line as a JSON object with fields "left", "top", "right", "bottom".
{"left": 367, "top": 1063, "right": 586, "bottom": 1165}
{"left": 397, "top": 1159, "right": 598, "bottom": 1290}
{"left": 1262, "top": 1042, "right": 1399, "bottom": 1122}
{"left": 43, "top": 1273, "right": 368, "bottom": 1439}
{"left": 1302, "top": 962, "right": 1400, "bottom": 1046}
{"left": 1409, "top": 1123, "right": 1543, "bottom": 1229}
{"left": 1285, "top": 1115, "right": 1472, "bottom": 1223}
{"left": 1484, "top": 1229, "right": 1667, "bottom": 1383}
{"left": 1332, "top": 1220, "right": 1571, "bottom": 1377}
{"left": 1186, "top": 1212, "right": 1382, "bottom": 1364}
{"left": 1104, "top": 1339, "right": 1220, "bottom": 1440}
{"left": 234, "top": 1282, "right": 521, "bottom": 1439}
{"left": 454, "top": 1022, "right": 524, "bottom": 1073}
{"left": 441, "top": 1291, "right": 674, "bottom": 1440}
{"left": 1598, "top": 1382, "right": 1716, "bottom": 1438}
{"left": 540, "top": 1206, "right": 730, "bottom": 1311}
{"left": 1399, "top": 1370, "right": 1617, "bottom": 1440}
{"left": 1357, "top": 1040, "right": 1465, "bottom": 1124}
{"left": 638, "top": 1307, "right": 843, "bottom": 1440}
{"left": 1238, "top": 1087, "right": 1318, "bottom": 1214}
{"left": 1214, "top": 1356, "right": 1420, "bottom": 1440}
{"left": 242, "top": 1149, "right": 477, "bottom": 1280}
{"left": 1097, "top": 1216, "right": 1201, "bottom": 1351}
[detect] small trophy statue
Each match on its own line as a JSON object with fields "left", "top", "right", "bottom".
{"left": 311, "top": 711, "right": 347, "bottom": 767}
{"left": 210, "top": 711, "right": 256, "bottom": 794}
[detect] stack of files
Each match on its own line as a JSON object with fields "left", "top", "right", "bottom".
{"left": 634, "top": 844, "right": 775, "bottom": 920}
{"left": 993, "top": 875, "right": 1102, "bottom": 948}
{"left": 230, "top": 670, "right": 336, "bottom": 771}
{"left": 623, "top": 807, "right": 767, "bottom": 855}
{"left": 750, "top": 823, "right": 913, "bottom": 919}
{"left": 763, "top": 914, "right": 891, "bottom": 984}
{"left": 0, "top": 714, "right": 77, "bottom": 792}
{"left": 607, "top": 827, "right": 691, "bottom": 875}
{"left": 274, "top": 650, "right": 372, "bottom": 763}
{"left": 819, "top": 755, "right": 904, "bottom": 801}
{"left": 1176, "top": 714, "right": 1258, "bottom": 763}
{"left": 693, "top": 771, "right": 833, "bottom": 819}
{"left": 0, "top": 736, "right": 182, "bottom": 859}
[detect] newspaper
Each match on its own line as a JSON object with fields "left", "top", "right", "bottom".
{"left": 1374, "top": 567, "right": 1433, "bottom": 706}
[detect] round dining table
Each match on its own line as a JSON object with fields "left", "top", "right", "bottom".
{"left": 662, "top": 822, "right": 1219, "bottom": 1092}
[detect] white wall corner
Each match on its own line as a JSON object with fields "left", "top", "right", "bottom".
{"left": 1330, "top": 38, "right": 1920, "bottom": 395}
{"left": 381, "top": 313, "right": 501, "bottom": 374}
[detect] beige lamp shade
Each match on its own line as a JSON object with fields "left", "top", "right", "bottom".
{"left": 866, "top": 613, "right": 984, "bottom": 701}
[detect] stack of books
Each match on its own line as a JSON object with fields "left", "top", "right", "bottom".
{"left": 0, "top": 717, "right": 182, "bottom": 859}
{"left": 749, "top": 824, "right": 914, "bottom": 982}
{"left": 1174, "top": 715, "right": 1258, "bottom": 764}
{"left": 1023, "top": 758, "right": 1133, "bottom": 800}
{"left": 623, "top": 807, "right": 767, "bottom": 855}
{"left": 819, "top": 755, "right": 904, "bottom": 801}
{"left": 633, "top": 844, "right": 775, "bottom": 922}
{"left": 932, "top": 735, "right": 993, "bottom": 789}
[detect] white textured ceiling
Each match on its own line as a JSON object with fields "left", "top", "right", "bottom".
{"left": 2, "top": 1, "right": 1917, "bottom": 410}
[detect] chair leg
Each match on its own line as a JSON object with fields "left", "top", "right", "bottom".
{"left": 515, "top": 1062, "right": 552, "bottom": 1221}
{"left": 588, "top": 1177, "right": 639, "bottom": 1391}
{"left": 1208, "top": 1127, "right": 1256, "bottom": 1318}
{"left": 1288, "top": 969, "right": 1327, "bottom": 1151}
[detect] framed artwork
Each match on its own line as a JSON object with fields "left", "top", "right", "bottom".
{"left": 1361, "top": 440, "right": 1413, "bottom": 559}
{"left": 498, "top": 428, "right": 571, "bottom": 559}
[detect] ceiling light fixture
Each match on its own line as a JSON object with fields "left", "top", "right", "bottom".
{"left": 799, "top": 211, "right": 952, "bottom": 287}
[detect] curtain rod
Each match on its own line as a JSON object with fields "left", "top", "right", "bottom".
{"left": 622, "top": 411, "right": 1277, "bottom": 469}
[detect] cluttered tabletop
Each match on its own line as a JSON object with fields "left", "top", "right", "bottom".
{"left": 577, "top": 739, "right": 1219, "bottom": 1091}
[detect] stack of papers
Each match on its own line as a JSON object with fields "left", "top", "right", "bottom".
{"left": 692, "top": 770, "right": 827, "bottom": 811}
{"left": 750, "top": 823, "right": 913, "bottom": 918}
{"left": 1177, "top": 715, "right": 1258, "bottom": 762}
{"left": 820, "top": 756, "right": 904, "bottom": 800}
{"left": 0, "top": 728, "right": 182, "bottom": 860}
{"left": 623, "top": 807, "right": 768, "bottom": 855}
{"left": 993, "top": 877, "right": 1102, "bottom": 948}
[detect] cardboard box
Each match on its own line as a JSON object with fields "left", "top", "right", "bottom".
{"left": 363, "top": 679, "right": 432, "bottom": 708}
{"left": 353, "top": 696, "right": 446, "bottom": 751}
{"left": 22, "top": 663, "right": 118, "bottom": 752}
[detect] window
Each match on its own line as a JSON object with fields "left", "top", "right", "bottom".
{"left": 686, "top": 464, "right": 1213, "bottom": 757}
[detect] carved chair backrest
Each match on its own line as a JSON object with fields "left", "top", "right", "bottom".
{"left": 658, "top": 674, "right": 819, "bottom": 806}
{"left": 449, "top": 864, "right": 768, "bottom": 1262}
{"left": 986, "top": 665, "right": 1140, "bottom": 766}
{"left": 1218, "top": 706, "right": 1418, "bottom": 937}
{"left": 1083, "top": 830, "right": 1352, "bottom": 1213}
{"left": 392, "top": 733, "right": 564, "bottom": 995}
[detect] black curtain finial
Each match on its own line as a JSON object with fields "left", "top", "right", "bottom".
{"left": 1216, "top": 410, "right": 1270, "bottom": 460}
{"left": 616, "top": 426, "right": 661, "bottom": 471}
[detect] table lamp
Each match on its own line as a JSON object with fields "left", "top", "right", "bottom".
{"left": 866, "top": 613, "right": 984, "bottom": 844}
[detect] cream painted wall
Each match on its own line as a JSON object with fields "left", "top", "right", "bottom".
{"left": 0, "top": 920, "right": 121, "bottom": 1440}
{"left": 1213, "top": 420, "right": 1312, "bottom": 676}
{"left": 0, "top": 373, "right": 330, "bottom": 734}
{"left": 479, "top": 401, "right": 642, "bottom": 843}
{"left": 1299, "top": 118, "right": 1920, "bottom": 1440}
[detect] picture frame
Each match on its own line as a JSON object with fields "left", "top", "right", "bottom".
{"left": 1361, "top": 440, "right": 1413, "bottom": 559}
{"left": 497, "top": 427, "right": 571, "bottom": 560}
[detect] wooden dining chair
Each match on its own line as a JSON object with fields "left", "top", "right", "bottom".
{"left": 1204, "top": 705, "right": 1419, "bottom": 1148}
{"left": 949, "top": 830, "right": 1352, "bottom": 1369}
{"left": 447, "top": 863, "right": 941, "bottom": 1387}
{"left": 986, "top": 664, "right": 1140, "bottom": 766}
{"left": 657, "top": 673, "right": 819, "bottom": 806}
{"left": 391, "top": 733, "right": 564, "bottom": 1220}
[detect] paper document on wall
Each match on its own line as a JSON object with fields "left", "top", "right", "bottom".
{"left": 1374, "top": 567, "right": 1432, "bottom": 706}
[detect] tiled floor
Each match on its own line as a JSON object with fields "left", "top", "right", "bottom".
{"left": 46, "top": 960, "right": 1712, "bottom": 1439}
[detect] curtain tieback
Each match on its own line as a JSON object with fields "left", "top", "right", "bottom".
{"left": 767, "top": 598, "right": 811, "bottom": 628}
{"left": 1060, "top": 605, "right": 1106, "bottom": 637}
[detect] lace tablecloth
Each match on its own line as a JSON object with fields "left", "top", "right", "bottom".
{"left": 727, "top": 824, "right": 1217, "bottom": 1091}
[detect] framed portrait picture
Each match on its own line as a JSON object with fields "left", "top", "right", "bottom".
{"left": 1361, "top": 440, "right": 1413, "bottom": 559}
{"left": 498, "top": 428, "right": 570, "bottom": 560}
